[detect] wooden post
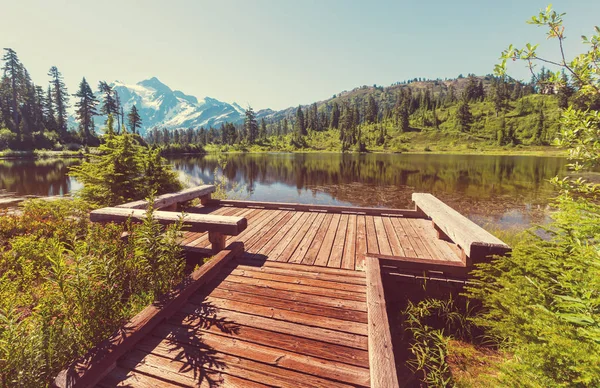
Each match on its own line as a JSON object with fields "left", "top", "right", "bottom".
{"left": 208, "top": 231, "right": 226, "bottom": 253}
{"left": 432, "top": 221, "right": 451, "bottom": 241}
{"left": 200, "top": 193, "right": 211, "bottom": 206}
{"left": 366, "top": 256, "right": 399, "bottom": 388}
{"left": 161, "top": 203, "right": 178, "bottom": 211}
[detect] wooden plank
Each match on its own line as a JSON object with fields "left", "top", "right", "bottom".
{"left": 314, "top": 213, "right": 341, "bottom": 266}
{"left": 266, "top": 212, "right": 312, "bottom": 262}
{"left": 135, "top": 339, "right": 360, "bottom": 388}
{"left": 216, "top": 280, "right": 367, "bottom": 312}
{"left": 54, "top": 242, "right": 244, "bottom": 388}
{"left": 390, "top": 217, "right": 418, "bottom": 258}
{"left": 204, "top": 286, "right": 367, "bottom": 323}
{"left": 187, "top": 208, "right": 261, "bottom": 248}
{"left": 117, "top": 185, "right": 215, "bottom": 209}
{"left": 222, "top": 274, "right": 366, "bottom": 302}
{"left": 242, "top": 210, "right": 290, "bottom": 250}
{"left": 355, "top": 215, "right": 367, "bottom": 271}
{"left": 398, "top": 218, "right": 429, "bottom": 258}
{"left": 341, "top": 215, "right": 357, "bottom": 270}
{"left": 147, "top": 327, "right": 371, "bottom": 387}
{"left": 382, "top": 217, "right": 405, "bottom": 257}
{"left": 232, "top": 261, "right": 366, "bottom": 285}
{"left": 90, "top": 207, "right": 247, "bottom": 236}
{"left": 156, "top": 320, "right": 370, "bottom": 368}
{"left": 288, "top": 212, "right": 326, "bottom": 264}
{"left": 412, "top": 193, "right": 510, "bottom": 263}
{"left": 227, "top": 267, "right": 365, "bottom": 293}
{"left": 373, "top": 216, "right": 392, "bottom": 255}
{"left": 275, "top": 212, "right": 319, "bottom": 262}
{"left": 366, "top": 256, "right": 399, "bottom": 388}
{"left": 98, "top": 366, "right": 185, "bottom": 388}
{"left": 412, "top": 219, "right": 463, "bottom": 263}
{"left": 190, "top": 295, "right": 367, "bottom": 335}
{"left": 208, "top": 198, "right": 423, "bottom": 217}
{"left": 258, "top": 212, "right": 305, "bottom": 256}
{"left": 246, "top": 211, "right": 295, "bottom": 252}
{"left": 113, "top": 353, "right": 264, "bottom": 388}
{"left": 238, "top": 255, "right": 366, "bottom": 278}
{"left": 365, "top": 216, "right": 379, "bottom": 254}
{"left": 328, "top": 214, "right": 349, "bottom": 268}
{"left": 177, "top": 303, "right": 368, "bottom": 350}
{"left": 367, "top": 253, "right": 468, "bottom": 277}
{"left": 301, "top": 213, "right": 334, "bottom": 266}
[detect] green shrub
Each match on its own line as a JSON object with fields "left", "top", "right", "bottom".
{"left": 69, "top": 132, "right": 182, "bottom": 207}
{"left": 0, "top": 198, "right": 185, "bottom": 387}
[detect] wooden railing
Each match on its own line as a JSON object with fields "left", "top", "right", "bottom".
{"left": 90, "top": 185, "right": 246, "bottom": 253}
{"left": 412, "top": 193, "right": 510, "bottom": 266}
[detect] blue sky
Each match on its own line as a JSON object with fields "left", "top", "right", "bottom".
{"left": 2, "top": 0, "right": 599, "bottom": 110}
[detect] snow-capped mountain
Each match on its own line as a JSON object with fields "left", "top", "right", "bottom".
{"left": 94, "top": 77, "right": 246, "bottom": 134}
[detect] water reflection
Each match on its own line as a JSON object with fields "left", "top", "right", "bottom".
{"left": 170, "top": 153, "right": 567, "bottom": 228}
{"left": 0, "top": 158, "right": 81, "bottom": 196}
{"left": 0, "top": 153, "right": 568, "bottom": 229}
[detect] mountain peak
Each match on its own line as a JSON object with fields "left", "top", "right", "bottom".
{"left": 137, "top": 77, "right": 172, "bottom": 94}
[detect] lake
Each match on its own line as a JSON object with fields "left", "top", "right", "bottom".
{"left": 0, "top": 153, "right": 568, "bottom": 229}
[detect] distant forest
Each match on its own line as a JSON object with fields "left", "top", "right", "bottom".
{"left": 1, "top": 47, "right": 595, "bottom": 152}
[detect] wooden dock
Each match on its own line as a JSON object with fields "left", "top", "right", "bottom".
{"left": 55, "top": 185, "right": 510, "bottom": 388}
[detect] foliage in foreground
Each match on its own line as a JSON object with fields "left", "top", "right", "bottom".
{"left": 465, "top": 5, "right": 600, "bottom": 387}
{"left": 69, "top": 118, "right": 182, "bottom": 207}
{"left": 467, "top": 197, "right": 600, "bottom": 387}
{"left": 0, "top": 199, "right": 185, "bottom": 387}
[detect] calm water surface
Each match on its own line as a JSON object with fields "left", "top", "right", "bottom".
{"left": 0, "top": 153, "right": 568, "bottom": 229}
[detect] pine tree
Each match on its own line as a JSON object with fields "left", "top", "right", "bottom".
{"left": 294, "top": 105, "right": 307, "bottom": 138}
{"left": 399, "top": 99, "right": 410, "bottom": 133}
{"left": 98, "top": 81, "right": 118, "bottom": 120}
{"left": 48, "top": 66, "right": 69, "bottom": 138}
{"left": 259, "top": 118, "right": 267, "bottom": 140}
{"left": 44, "top": 85, "right": 57, "bottom": 132}
{"left": 114, "top": 91, "right": 122, "bottom": 131}
{"left": 127, "top": 105, "right": 142, "bottom": 134}
{"left": 1, "top": 48, "right": 24, "bottom": 133}
{"left": 455, "top": 98, "right": 473, "bottom": 132}
{"left": 73, "top": 77, "right": 98, "bottom": 144}
{"left": 244, "top": 106, "right": 258, "bottom": 143}
{"left": 330, "top": 102, "right": 340, "bottom": 129}
{"left": 365, "top": 95, "right": 378, "bottom": 124}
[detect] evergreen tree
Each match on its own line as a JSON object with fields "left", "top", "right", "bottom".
{"left": 534, "top": 106, "right": 545, "bottom": 144}
{"left": 365, "top": 95, "right": 378, "bottom": 124}
{"left": 259, "top": 118, "right": 267, "bottom": 140}
{"left": 556, "top": 70, "right": 574, "bottom": 109}
{"left": 244, "top": 106, "right": 258, "bottom": 143}
{"left": 283, "top": 118, "right": 289, "bottom": 134}
{"left": 98, "top": 81, "right": 118, "bottom": 120}
{"left": 127, "top": 105, "right": 142, "bottom": 134}
{"left": 48, "top": 66, "right": 69, "bottom": 138}
{"left": 399, "top": 99, "right": 410, "bottom": 133}
{"left": 455, "top": 98, "right": 473, "bottom": 132}
{"left": 1, "top": 48, "right": 24, "bottom": 133}
{"left": 330, "top": 102, "right": 340, "bottom": 129}
{"left": 295, "top": 105, "right": 307, "bottom": 137}
{"left": 73, "top": 77, "right": 98, "bottom": 144}
{"left": 44, "top": 85, "right": 57, "bottom": 132}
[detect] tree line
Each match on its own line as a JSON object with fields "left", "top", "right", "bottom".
{"left": 0, "top": 48, "right": 142, "bottom": 150}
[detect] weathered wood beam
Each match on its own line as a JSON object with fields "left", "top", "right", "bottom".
{"left": 117, "top": 185, "right": 215, "bottom": 210}
{"left": 366, "top": 256, "right": 399, "bottom": 388}
{"left": 412, "top": 193, "right": 510, "bottom": 265}
{"left": 53, "top": 242, "right": 245, "bottom": 388}
{"left": 367, "top": 252, "right": 468, "bottom": 277}
{"left": 207, "top": 199, "right": 424, "bottom": 218}
{"left": 90, "top": 207, "right": 247, "bottom": 236}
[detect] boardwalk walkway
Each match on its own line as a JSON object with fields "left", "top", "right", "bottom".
{"left": 56, "top": 188, "right": 509, "bottom": 388}
{"left": 98, "top": 257, "right": 370, "bottom": 387}
{"left": 181, "top": 203, "right": 463, "bottom": 271}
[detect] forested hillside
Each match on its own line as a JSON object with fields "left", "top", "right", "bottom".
{"left": 147, "top": 72, "right": 583, "bottom": 154}
{"left": 1, "top": 46, "right": 589, "bottom": 154}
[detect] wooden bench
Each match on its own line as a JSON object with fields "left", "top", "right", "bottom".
{"left": 91, "top": 185, "right": 246, "bottom": 253}
{"left": 117, "top": 184, "right": 215, "bottom": 211}
{"left": 412, "top": 193, "right": 510, "bottom": 266}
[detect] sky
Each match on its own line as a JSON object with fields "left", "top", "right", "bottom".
{"left": 2, "top": 0, "right": 599, "bottom": 110}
